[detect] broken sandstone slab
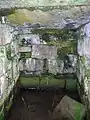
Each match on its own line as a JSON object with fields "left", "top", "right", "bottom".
{"left": 53, "top": 95, "right": 86, "bottom": 120}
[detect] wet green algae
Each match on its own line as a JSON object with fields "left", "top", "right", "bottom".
{"left": 19, "top": 74, "right": 77, "bottom": 91}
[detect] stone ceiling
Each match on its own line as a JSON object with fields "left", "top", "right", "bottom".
{"left": 0, "top": 0, "right": 90, "bottom": 9}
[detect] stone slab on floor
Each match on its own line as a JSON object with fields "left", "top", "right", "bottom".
{"left": 53, "top": 95, "right": 86, "bottom": 120}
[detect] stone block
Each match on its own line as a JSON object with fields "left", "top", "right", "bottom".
{"left": 0, "top": 24, "right": 13, "bottom": 45}
{"left": 32, "top": 45, "right": 57, "bottom": 59}
{"left": 0, "top": 74, "right": 8, "bottom": 98}
{"left": 57, "top": 60, "right": 64, "bottom": 73}
{"left": 24, "top": 58, "right": 43, "bottom": 74}
{"left": 19, "top": 34, "right": 40, "bottom": 46}
{"left": 53, "top": 95, "right": 86, "bottom": 120}
{"left": 11, "top": 40, "right": 19, "bottom": 57}
{"left": 48, "top": 59, "right": 58, "bottom": 75}
{"left": 0, "top": 57, "right": 12, "bottom": 76}
{"left": 19, "top": 60, "right": 24, "bottom": 71}
{"left": 19, "top": 47, "right": 31, "bottom": 52}
{"left": 12, "top": 56, "right": 20, "bottom": 81}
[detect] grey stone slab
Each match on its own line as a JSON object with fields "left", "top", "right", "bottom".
{"left": 53, "top": 95, "right": 86, "bottom": 120}
{"left": 32, "top": 45, "right": 57, "bottom": 59}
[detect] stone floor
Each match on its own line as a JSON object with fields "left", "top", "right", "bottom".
{"left": 7, "top": 89, "right": 80, "bottom": 120}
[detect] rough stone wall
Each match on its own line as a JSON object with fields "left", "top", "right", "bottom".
{"left": 0, "top": 23, "right": 20, "bottom": 102}
{"left": 77, "top": 23, "right": 90, "bottom": 119}
{"left": 0, "top": 24, "right": 13, "bottom": 45}
{"left": 19, "top": 28, "right": 77, "bottom": 75}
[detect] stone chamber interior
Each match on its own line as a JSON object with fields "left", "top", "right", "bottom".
{"left": 0, "top": 5, "right": 90, "bottom": 120}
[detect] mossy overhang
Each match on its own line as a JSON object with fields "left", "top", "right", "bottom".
{"left": 6, "top": 6, "right": 90, "bottom": 30}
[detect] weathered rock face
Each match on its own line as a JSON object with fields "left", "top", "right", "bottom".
{"left": 77, "top": 23, "right": 90, "bottom": 119}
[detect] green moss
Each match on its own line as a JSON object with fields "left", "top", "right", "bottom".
{"left": 8, "top": 9, "right": 32, "bottom": 25}
{"left": 6, "top": 100, "right": 13, "bottom": 111}
{"left": 66, "top": 79, "right": 77, "bottom": 91}
{"left": 0, "top": 112, "right": 4, "bottom": 120}
{"left": 80, "top": 56, "right": 86, "bottom": 64}
{"left": 47, "top": 40, "right": 76, "bottom": 59}
{"left": 5, "top": 103, "right": 12, "bottom": 112}
{"left": 19, "top": 75, "right": 65, "bottom": 87}
{"left": 20, "top": 52, "right": 31, "bottom": 59}
{"left": 86, "top": 69, "right": 90, "bottom": 78}
{"left": 40, "top": 75, "right": 65, "bottom": 87}
{"left": 19, "top": 75, "right": 77, "bottom": 90}
{"left": 0, "top": 106, "right": 4, "bottom": 120}
{"left": 73, "top": 102, "right": 85, "bottom": 120}
{"left": 32, "top": 28, "right": 75, "bottom": 40}
{"left": 0, "top": 47, "right": 4, "bottom": 55}
{"left": 5, "top": 96, "right": 13, "bottom": 112}
{"left": 19, "top": 76, "right": 39, "bottom": 86}
{"left": 32, "top": 28, "right": 77, "bottom": 59}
